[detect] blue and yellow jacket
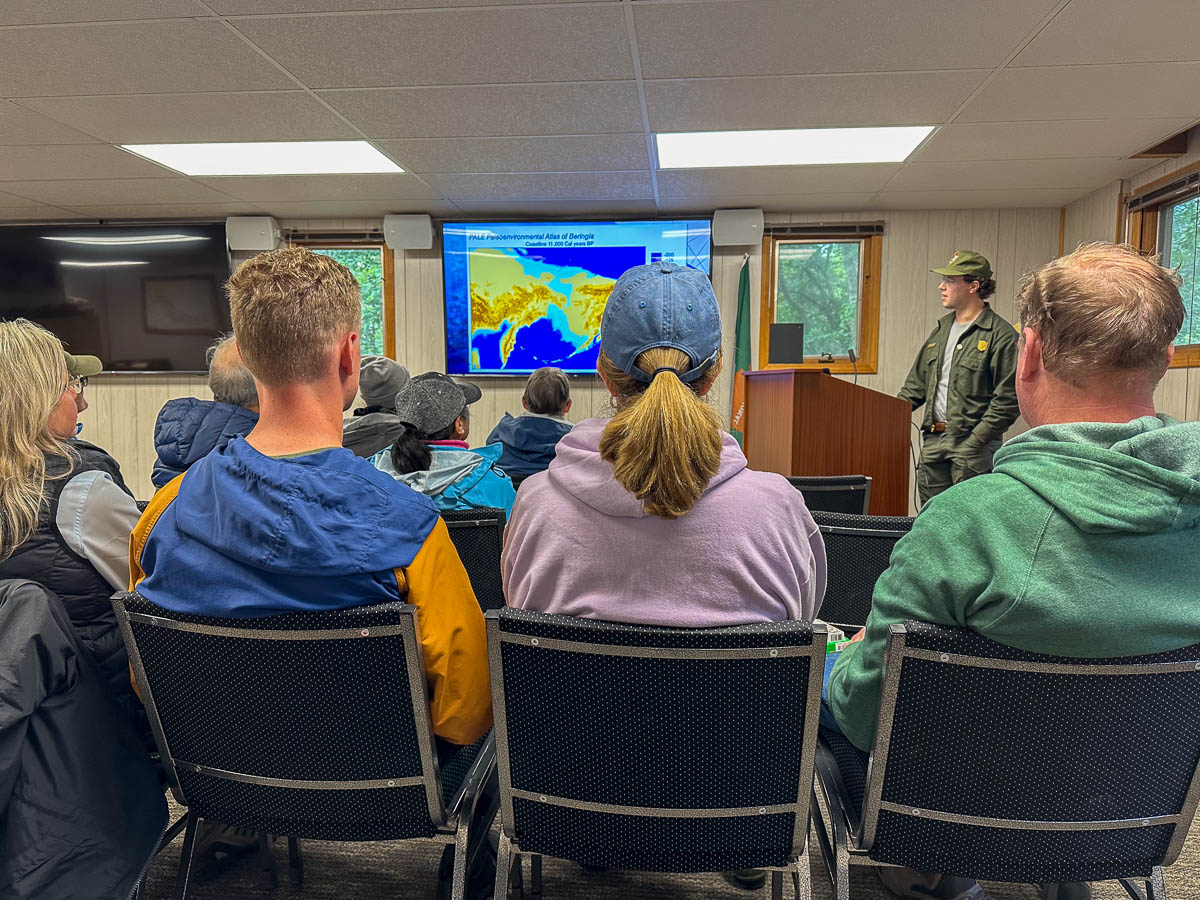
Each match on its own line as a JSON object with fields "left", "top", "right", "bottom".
{"left": 130, "top": 437, "right": 491, "bottom": 745}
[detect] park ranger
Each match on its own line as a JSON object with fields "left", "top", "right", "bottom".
{"left": 900, "top": 250, "right": 1020, "bottom": 504}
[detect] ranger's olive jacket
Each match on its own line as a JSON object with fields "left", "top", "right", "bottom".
{"left": 899, "top": 303, "right": 1020, "bottom": 443}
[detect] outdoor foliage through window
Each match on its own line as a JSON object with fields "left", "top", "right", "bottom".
{"left": 313, "top": 247, "right": 386, "bottom": 356}
{"left": 1163, "top": 195, "right": 1198, "bottom": 347}
{"left": 774, "top": 240, "right": 862, "bottom": 358}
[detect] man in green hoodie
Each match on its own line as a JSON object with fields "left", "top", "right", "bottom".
{"left": 826, "top": 241, "right": 1200, "bottom": 898}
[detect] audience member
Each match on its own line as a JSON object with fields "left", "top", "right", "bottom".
{"left": 503, "top": 261, "right": 826, "bottom": 627}
{"left": 131, "top": 249, "right": 491, "bottom": 751}
{"left": 485, "top": 366, "right": 573, "bottom": 481}
{"left": 342, "top": 354, "right": 411, "bottom": 458}
{"left": 151, "top": 334, "right": 260, "bottom": 488}
{"left": 826, "top": 242, "right": 1200, "bottom": 900}
{"left": 0, "top": 321, "right": 141, "bottom": 709}
{"left": 377, "top": 372, "right": 516, "bottom": 517}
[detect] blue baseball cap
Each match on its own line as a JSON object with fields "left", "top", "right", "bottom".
{"left": 600, "top": 261, "right": 721, "bottom": 384}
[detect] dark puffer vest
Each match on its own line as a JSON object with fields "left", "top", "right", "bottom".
{"left": 0, "top": 440, "right": 134, "bottom": 703}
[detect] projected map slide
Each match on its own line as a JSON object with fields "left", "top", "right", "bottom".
{"left": 443, "top": 221, "right": 711, "bottom": 375}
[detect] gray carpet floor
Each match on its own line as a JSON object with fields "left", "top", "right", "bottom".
{"left": 137, "top": 802, "right": 1199, "bottom": 900}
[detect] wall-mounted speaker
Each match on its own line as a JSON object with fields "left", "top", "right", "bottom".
{"left": 383, "top": 214, "right": 434, "bottom": 250}
{"left": 712, "top": 208, "right": 765, "bottom": 246}
{"left": 225, "top": 216, "right": 281, "bottom": 252}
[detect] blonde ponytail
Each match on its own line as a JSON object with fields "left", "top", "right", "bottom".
{"left": 598, "top": 347, "right": 724, "bottom": 519}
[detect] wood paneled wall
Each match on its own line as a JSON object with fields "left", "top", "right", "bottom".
{"left": 83, "top": 209, "right": 1062, "bottom": 504}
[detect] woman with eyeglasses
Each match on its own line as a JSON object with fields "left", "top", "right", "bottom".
{"left": 0, "top": 319, "right": 141, "bottom": 708}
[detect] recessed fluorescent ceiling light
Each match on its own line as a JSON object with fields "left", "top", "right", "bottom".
{"left": 60, "top": 260, "right": 148, "bottom": 267}
{"left": 120, "top": 141, "right": 403, "bottom": 176}
{"left": 655, "top": 126, "right": 935, "bottom": 168}
{"left": 44, "top": 234, "right": 208, "bottom": 246}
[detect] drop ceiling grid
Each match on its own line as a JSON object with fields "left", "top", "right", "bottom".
{"left": 0, "top": 0, "right": 1193, "bottom": 216}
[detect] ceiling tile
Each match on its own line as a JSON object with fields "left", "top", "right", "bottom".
{"left": 447, "top": 199, "right": 659, "bottom": 217}
{"left": 21, "top": 92, "right": 358, "bottom": 143}
{"left": 321, "top": 82, "right": 642, "bottom": 138}
{"left": 193, "top": 173, "right": 443, "bottom": 201}
{"left": 655, "top": 193, "right": 875, "bottom": 214}
{"left": 1014, "top": 0, "right": 1200, "bottom": 67}
{"left": 211, "top": 0, "right": 598, "bottom": 9}
{"left": 423, "top": 172, "right": 654, "bottom": 202}
{"left": 872, "top": 188, "right": 1084, "bottom": 210}
{"left": 0, "top": 1, "right": 204, "bottom": 25}
{"left": 657, "top": 165, "right": 901, "bottom": 198}
{"left": 254, "top": 199, "right": 461, "bottom": 217}
{"left": 0, "top": 100, "right": 101, "bottom": 144}
{"left": 377, "top": 134, "right": 649, "bottom": 174}
{"left": 645, "top": 71, "right": 988, "bottom": 132}
{"left": 634, "top": 0, "right": 1060, "bottom": 77}
{"left": 59, "top": 202, "right": 267, "bottom": 218}
{"left": 888, "top": 158, "right": 1151, "bottom": 192}
{"left": 958, "top": 64, "right": 1200, "bottom": 122}
{"left": 0, "top": 145, "right": 178, "bottom": 181}
{"left": 915, "top": 119, "right": 1195, "bottom": 162}
{"left": 231, "top": 7, "right": 632, "bottom": 88}
{"left": 3, "top": 177, "right": 238, "bottom": 206}
{"left": 0, "top": 204, "right": 82, "bottom": 220}
{"left": 0, "top": 21, "right": 294, "bottom": 96}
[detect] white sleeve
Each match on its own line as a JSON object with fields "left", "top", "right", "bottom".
{"left": 55, "top": 471, "right": 141, "bottom": 591}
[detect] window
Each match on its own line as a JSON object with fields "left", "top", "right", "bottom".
{"left": 760, "top": 229, "right": 882, "bottom": 374}
{"left": 309, "top": 245, "right": 395, "bottom": 357}
{"left": 1125, "top": 161, "right": 1200, "bottom": 367}
{"left": 1159, "top": 195, "right": 1198, "bottom": 350}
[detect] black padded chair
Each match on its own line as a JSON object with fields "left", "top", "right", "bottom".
{"left": 486, "top": 608, "right": 827, "bottom": 898}
{"left": 112, "top": 592, "right": 495, "bottom": 900}
{"left": 812, "top": 622, "right": 1200, "bottom": 900}
{"left": 811, "top": 511, "right": 914, "bottom": 628}
{"left": 441, "top": 507, "right": 507, "bottom": 611}
{"left": 787, "top": 475, "right": 872, "bottom": 514}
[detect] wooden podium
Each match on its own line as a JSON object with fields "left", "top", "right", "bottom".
{"left": 742, "top": 369, "right": 911, "bottom": 515}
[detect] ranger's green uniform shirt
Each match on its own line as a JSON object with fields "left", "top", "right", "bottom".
{"left": 899, "top": 303, "right": 1020, "bottom": 443}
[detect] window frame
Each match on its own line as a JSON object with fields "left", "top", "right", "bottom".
{"left": 1124, "top": 159, "right": 1200, "bottom": 369}
{"left": 290, "top": 240, "right": 397, "bottom": 360}
{"left": 758, "top": 230, "right": 882, "bottom": 375}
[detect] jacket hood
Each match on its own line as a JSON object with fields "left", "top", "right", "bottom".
{"left": 383, "top": 442, "right": 504, "bottom": 498}
{"left": 544, "top": 417, "right": 747, "bottom": 517}
{"left": 993, "top": 415, "right": 1200, "bottom": 534}
{"left": 488, "top": 412, "right": 571, "bottom": 454}
{"left": 173, "top": 436, "right": 438, "bottom": 576}
{"left": 154, "top": 397, "right": 259, "bottom": 470}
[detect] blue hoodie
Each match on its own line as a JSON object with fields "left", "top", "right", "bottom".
{"left": 485, "top": 412, "right": 573, "bottom": 477}
{"left": 152, "top": 397, "right": 259, "bottom": 488}
{"left": 376, "top": 441, "right": 516, "bottom": 519}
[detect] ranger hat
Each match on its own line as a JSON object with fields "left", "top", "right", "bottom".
{"left": 394, "top": 371, "right": 482, "bottom": 437}
{"left": 600, "top": 260, "right": 721, "bottom": 384}
{"left": 931, "top": 250, "right": 992, "bottom": 282}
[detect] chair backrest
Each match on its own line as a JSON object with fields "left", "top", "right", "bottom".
{"left": 441, "top": 507, "right": 506, "bottom": 611}
{"left": 811, "top": 510, "right": 914, "bottom": 627}
{"left": 787, "top": 475, "right": 872, "bottom": 514}
{"left": 487, "top": 608, "right": 826, "bottom": 872}
{"left": 112, "top": 592, "right": 445, "bottom": 841}
{"left": 860, "top": 622, "right": 1200, "bottom": 884}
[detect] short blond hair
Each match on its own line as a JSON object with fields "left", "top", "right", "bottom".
{"left": 523, "top": 367, "right": 570, "bottom": 414}
{"left": 1017, "top": 242, "right": 1184, "bottom": 387}
{"left": 227, "top": 248, "right": 361, "bottom": 385}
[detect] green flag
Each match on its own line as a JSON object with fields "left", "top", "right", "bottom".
{"left": 730, "top": 255, "right": 752, "bottom": 447}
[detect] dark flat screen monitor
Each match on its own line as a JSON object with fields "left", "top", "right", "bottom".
{"left": 442, "top": 219, "right": 712, "bottom": 376}
{"left": 0, "top": 223, "right": 232, "bottom": 372}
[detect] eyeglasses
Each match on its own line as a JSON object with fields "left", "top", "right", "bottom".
{"left": 65, "top": 375, "right": 88, "bottom": 394}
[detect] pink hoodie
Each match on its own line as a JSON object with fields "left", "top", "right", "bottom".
{"left": 502, "top": 418, "right": 826, "bottom": 627}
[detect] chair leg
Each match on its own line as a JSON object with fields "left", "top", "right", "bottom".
{"left": 530, "top": 854, "right": 542, "bottom": 895}
{"left": 258, "top": 832, "right": 279, "bottom": 889}
{"left": 174, "top": 815, "right": 201, "bottom": 900}
{"left": 1148, "top": 867, "right": 1167, "bottom": 900}
{"left": 287, "top": 836, "right": 304, "bottom": 888}
{"left": 794, "top": 840, "right": 812, "bottom": 900}
{"left": 495, "top": 828, "right": 517, "bottom": 899}
{"left": 450, "top": 821, "right": 471, "bottom": 900}
{"left": 772, "top": 870, "right": 784, "bottom": 900}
